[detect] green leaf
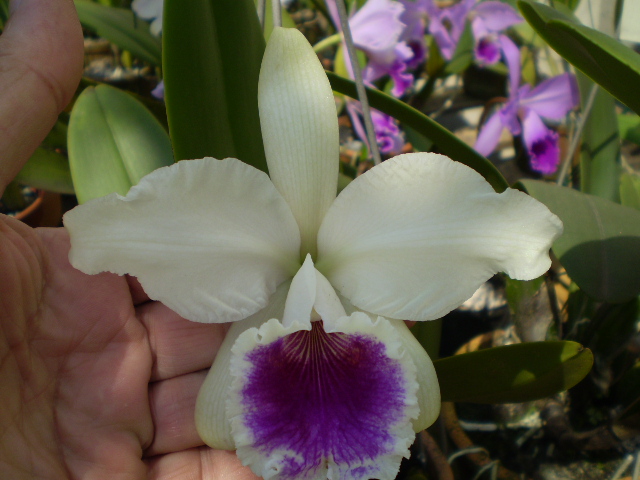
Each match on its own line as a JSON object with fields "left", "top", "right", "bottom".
{"left": 163, "top": 0, "right": 267, "bottom": 172}
{"left": 576, "top": 74, "right": 621, "bottom": 202}
{"left": 15, "top": 149, "right": 75, "bottom": 195}
{"left": 520, "top": 179, "right": 640, "bottom": 303}
{"left": 618, "top": 113, "right": 640, "bottom": 146}
{"left": 68, "top": 85, "right": 174, "bottom": 204}
{"left": 444, "top": 21, "right": 474, "bottom": 75}
{"left": 518, "top": 0, "right": 640, "bottom": 115}
{"left": 326, "top": 72, "right": 510, "bottom": 193}
{"left": 74, "top": 1, "right": 162, "bottom": 66}
{"left": 620, "top": 173, "right": 640, "bottom": 210}
{"left": 435, "top": 341, "right": 592, "bottom": 403}
{"left": 550, "top": 0, "right": 581, "bottom": 11}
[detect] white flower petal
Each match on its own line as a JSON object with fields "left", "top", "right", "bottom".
{"left": 316, "top": 153, "right": 563, "bottom": 321}
{"left": 259, "top": 28, "right": 339, "bottom": 259}
{"left": 228, "top": 312, "right": 420, "bottom": 480}
{"left": 195, "top": 281, "right": 291, "bottom": 449}
{"left": 64, "top": 157, "right": 301, "bottom": 323}
{"left": 281, "top": 255, "right": 317, "bottom": 329}
{"left": 388, "top": 320, "right": 441, "bottom": 431}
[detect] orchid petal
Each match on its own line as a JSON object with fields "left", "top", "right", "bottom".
{"left": 522, "top": 110, "right": 561, "bottom": 175}
{"left": 64, "top": 158, "right": 301, "bottom": 323}
{"left": 500, "top": 34, "right": 521, "bottom": 92}
{"left": 350, "top": 0, "right": 406, "bottom": 66}
{"left": 228, "top": 313, "right": 421, "bottom": 480}
{"left": 474, "top": 111, "right": 505, "bottom": 156}
{"left": 520, "top": 73, "right": 579, "bottom": 120}
{"left": 316, "top": 153, "right": 563, "bottom": 321}
{"left": 473, "top": 1, "right": 522, "bottom": 32}
{"left": 195, "top": 281, "right": 291, "bottom": 449}
{"left": 282, "top": 255, "right": 347, "bottom": 330}
{"left": 259, "top": 28, "right": 339, "bottom": 259}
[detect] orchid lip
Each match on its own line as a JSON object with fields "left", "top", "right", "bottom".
{"left": 228, "top": 314, "right": 421, "bottom": 480}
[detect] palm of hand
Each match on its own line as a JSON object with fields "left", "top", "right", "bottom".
{"left": 0, "top": 216, "right": 258, "bottom": 480}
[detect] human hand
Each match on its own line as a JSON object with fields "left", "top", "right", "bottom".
{"left": 0, "top": 1, "right": 258, "bottom": 478}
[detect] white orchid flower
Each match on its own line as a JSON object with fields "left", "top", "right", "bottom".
{"left": 63, "top": 28, "right": 562, "bottom": 480}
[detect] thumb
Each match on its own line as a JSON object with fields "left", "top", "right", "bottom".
{"left": 0, "top": 0, "right": 83, "bottom": 194}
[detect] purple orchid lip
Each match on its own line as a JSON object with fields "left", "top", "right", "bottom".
{"left": 231, "top": 317, "right": 418, "bottom": 480}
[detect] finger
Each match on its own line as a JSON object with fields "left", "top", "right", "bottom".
{"left": 146, "top": 370, "right": 205, "bottom": 456}
{"left": 146, "top": 447, "right": 260, "bottom": 480}
{"left": 127, "top": 275, "right": 151, "bottom": 305}
{"left": 137, "top": 301, "right": 229, "bottom": 381}
{"left": 0, "top": 0, "right": 83, "bottom": 193}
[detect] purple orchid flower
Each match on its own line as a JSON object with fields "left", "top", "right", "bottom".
{"left": 327, "top": 0, "right": 415, "bottom": 97}
{"left": 347, "top": 100, "right": 406, "bottom": 156}
{"left": 470, "top": 0, "right": 523, "bottom": 65}
{"left": 401, "top": 0, "right": 521, "bottom": 65}
{"left": 474, "top": 36, "right": 579, "bottom": 174}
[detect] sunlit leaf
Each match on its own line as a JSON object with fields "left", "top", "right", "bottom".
{"left": 74, "top": 0, "right": 161, "bottom": 65}
{"left": 164, "top": 0, "right": 267, "bottom": 172}
{"left": 68, "top": 85, "right": 174, "bottom": 203}
{"left": 15, "top": 149, "right": 74, "bottom": 195}
{"left": 520, "top": 180, "right": 640, "bottom": 303}
{"left": 435, "top": 341, "right": 592, "bottom": 403}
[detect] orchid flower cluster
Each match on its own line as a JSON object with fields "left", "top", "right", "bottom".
{"left": 323, "top": 0, "right": 577, "bottom": 175}
{"left": 64, "top": 27, "right": 562, "bottom": 480}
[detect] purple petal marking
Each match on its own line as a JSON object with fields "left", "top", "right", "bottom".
{"left": 522, "top": 110, "right": 561, "bottom": 175}
{"left": 240, "top": 321, "right": 408, "bottom": 479}
{"left": 474, "top": 35, "right": 501, "bottom": 65}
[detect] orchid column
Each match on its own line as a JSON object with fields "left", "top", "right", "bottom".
{"left": 64, "top": 28, "right": 563, "bottom": 480}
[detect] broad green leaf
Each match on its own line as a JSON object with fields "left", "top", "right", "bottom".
{"left": 577, "top": 74, "right": 620, "bottom": 202}
{"left": 435, "top": 341, "right": 592, "bottom": 403}
{"left": 327, "top": 72, "right": 510, "bottom": 192}
{"left": 520, "top": 179, "right": 640, "bottom": 303}
{"left": 518, "top": 0, "right": 640, "bottom": 115}
{"left": 620, "top": 173, "right": 640, "bottom": 210}
{"left": 15, "top": 149, "right": 74, "bottom": 195}
{"left": 74, "top": 1, "right": 162, "bottom": 66}
{"left": 69, "top": 85, "right": 174, "bottom": 204}
{"left": 164, "top": 0, "right": 267, "bottom": 172}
